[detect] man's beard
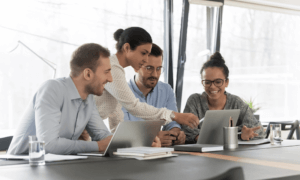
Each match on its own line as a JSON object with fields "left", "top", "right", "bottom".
{"left": 85, "top": 80, "right": 103, "bottom": 96}
{"left": 85, "top": 83, "right": 95, "bottom": 95}
{"left": 143, "top": 76, "right": 158, "bottom": 88}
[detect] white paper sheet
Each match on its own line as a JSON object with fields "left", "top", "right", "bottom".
{"left": 0, "top": 154, "right": 88, "bottom": 162}
{"left": 238, "top": 139, "right": 270, "bottom": 145}
{"left": 45, "top": 154, "right": 88, "bottom": 162}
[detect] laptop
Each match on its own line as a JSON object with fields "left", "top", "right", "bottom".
{"left": 174, "top": 110, "right": 240, "bottom": 152}
{"left": 78, "top": 120, "right": 164, "bottom": 157}
{"left": 197, "top": 109, "right": 240, "bottom": 145}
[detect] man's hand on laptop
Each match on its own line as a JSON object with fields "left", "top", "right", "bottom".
{"left": 172, "top": 112, "right": 199, "bottom": 129}
{"left": 97, "top": 135, "right": 113, "bottom": 152}
{"left": 169, "top": 128, "right": 186, "bottom": 145}
{"left": 151, "top": 136, "right": 161, "bottom": 147}
{"left": 241, "top": 125, "right": 260, "bottom": 141}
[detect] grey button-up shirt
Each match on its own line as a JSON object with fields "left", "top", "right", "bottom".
{"left": 182, "top": 92, "right": 265, "bottom": 144}
{"left": 7, "top": 77, "right": 111, "bottom": 155}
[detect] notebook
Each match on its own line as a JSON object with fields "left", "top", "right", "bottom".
{"left": 113, "top": 147, "right": 175, "bottom": 160}
{"left": 116, "top": 147, "right": 174, "bottom": 154}
{"left": 174, "top": 144, "right": 223, "bottom": 152}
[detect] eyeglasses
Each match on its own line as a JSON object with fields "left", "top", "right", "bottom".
{"left": 202, "top": 79, "right": 226, "bottom": 87}
{"left": 143, "top": 66, "right": 164, "bottom": 74}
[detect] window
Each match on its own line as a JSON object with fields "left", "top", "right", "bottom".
{"left": 220, "top": 5, "right": 300, "bottom": 122}
{"left": 178, "top": 4, "right": 300, "bottom": 123}
{"left": 0, "top": 0, "right": 165, "bottom": 133}
{"left": 173, "top": 3, "right": 207, "bottom": 112}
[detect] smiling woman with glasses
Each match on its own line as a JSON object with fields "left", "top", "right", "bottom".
{"left": 182, "top": 52, "right": 265, "bottom": 144}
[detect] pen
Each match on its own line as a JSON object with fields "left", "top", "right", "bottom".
{"left": 229, "top": 116, "right": 233, "bottom": 127}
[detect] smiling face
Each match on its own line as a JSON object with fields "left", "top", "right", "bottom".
{"left": 85, "top": 56, "right": 112, "bottom": 96}
{"left": 137, "top": 55, "right": 163, "bottom": 89}
{"left": 125, "top": 43, "right": 152, "bottom": 71}
{"left": 202, "top": 67, "right": 229, "bottom": 101}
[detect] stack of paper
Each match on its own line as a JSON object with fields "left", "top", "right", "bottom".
{"left": 113, "top": 147, "right": 176, "bottom": 160}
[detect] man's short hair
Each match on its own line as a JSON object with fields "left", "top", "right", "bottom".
{"left": 70, "top": 43, "right": 110, "bottom": 77}
{"left": 150, "top": 43, "right": 163, "bottom": 58}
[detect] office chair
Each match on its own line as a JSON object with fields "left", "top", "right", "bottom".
{"left": 0, "top": 136, "right": 13, "bottom": 152}
{"left": 265, "top": 120, "right": 300, "bottom": 140}
{"left": 207, "top": 167, "right": 245, "bottom": 180}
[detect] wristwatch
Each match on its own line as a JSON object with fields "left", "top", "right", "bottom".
{"left": 170, "top": 111, "right": 175, "bottom": 120}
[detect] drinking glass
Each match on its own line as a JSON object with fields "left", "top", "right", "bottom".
{"left": 270, "top": 124, "right": 282, "bottom": 144}
{"left": 28, "top": 136, "right": 45, "bottom": 166}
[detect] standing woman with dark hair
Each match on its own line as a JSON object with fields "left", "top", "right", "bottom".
{"left": 94, "top": 27, "right": 199, "bottom": 133}
{"left": 182, "top": 52, "right": 265, "bottom": 144}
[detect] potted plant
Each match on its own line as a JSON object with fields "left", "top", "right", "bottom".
{"left": 244, "top": 97, "right": 262, "bottom": 120}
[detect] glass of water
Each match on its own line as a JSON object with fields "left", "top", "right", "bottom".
{"left": 28, "top": 136, "right": 45, "bottom": 166}
{"left": 271, "top": 124, "right": 282, "bottom": 143}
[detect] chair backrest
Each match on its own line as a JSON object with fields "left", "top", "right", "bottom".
{"left": 208, "top": 167, "right": 245, "bottom": 180}
{"left": 0, "top": 136, "right": 13, "bottom": 151}
{"left": 265, "top": 120, "right": 300, "bottom": 140}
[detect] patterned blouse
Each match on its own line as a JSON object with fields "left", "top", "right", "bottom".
{"left": 94, "top": 54, "right": 173, "bottom": 132}
{"left": 182, "top": 92, "right": 265, "bottom": 144}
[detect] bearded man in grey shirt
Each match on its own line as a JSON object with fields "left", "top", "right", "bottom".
{"left": 182, "top": 52, "right": 265, "bottom": 144}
